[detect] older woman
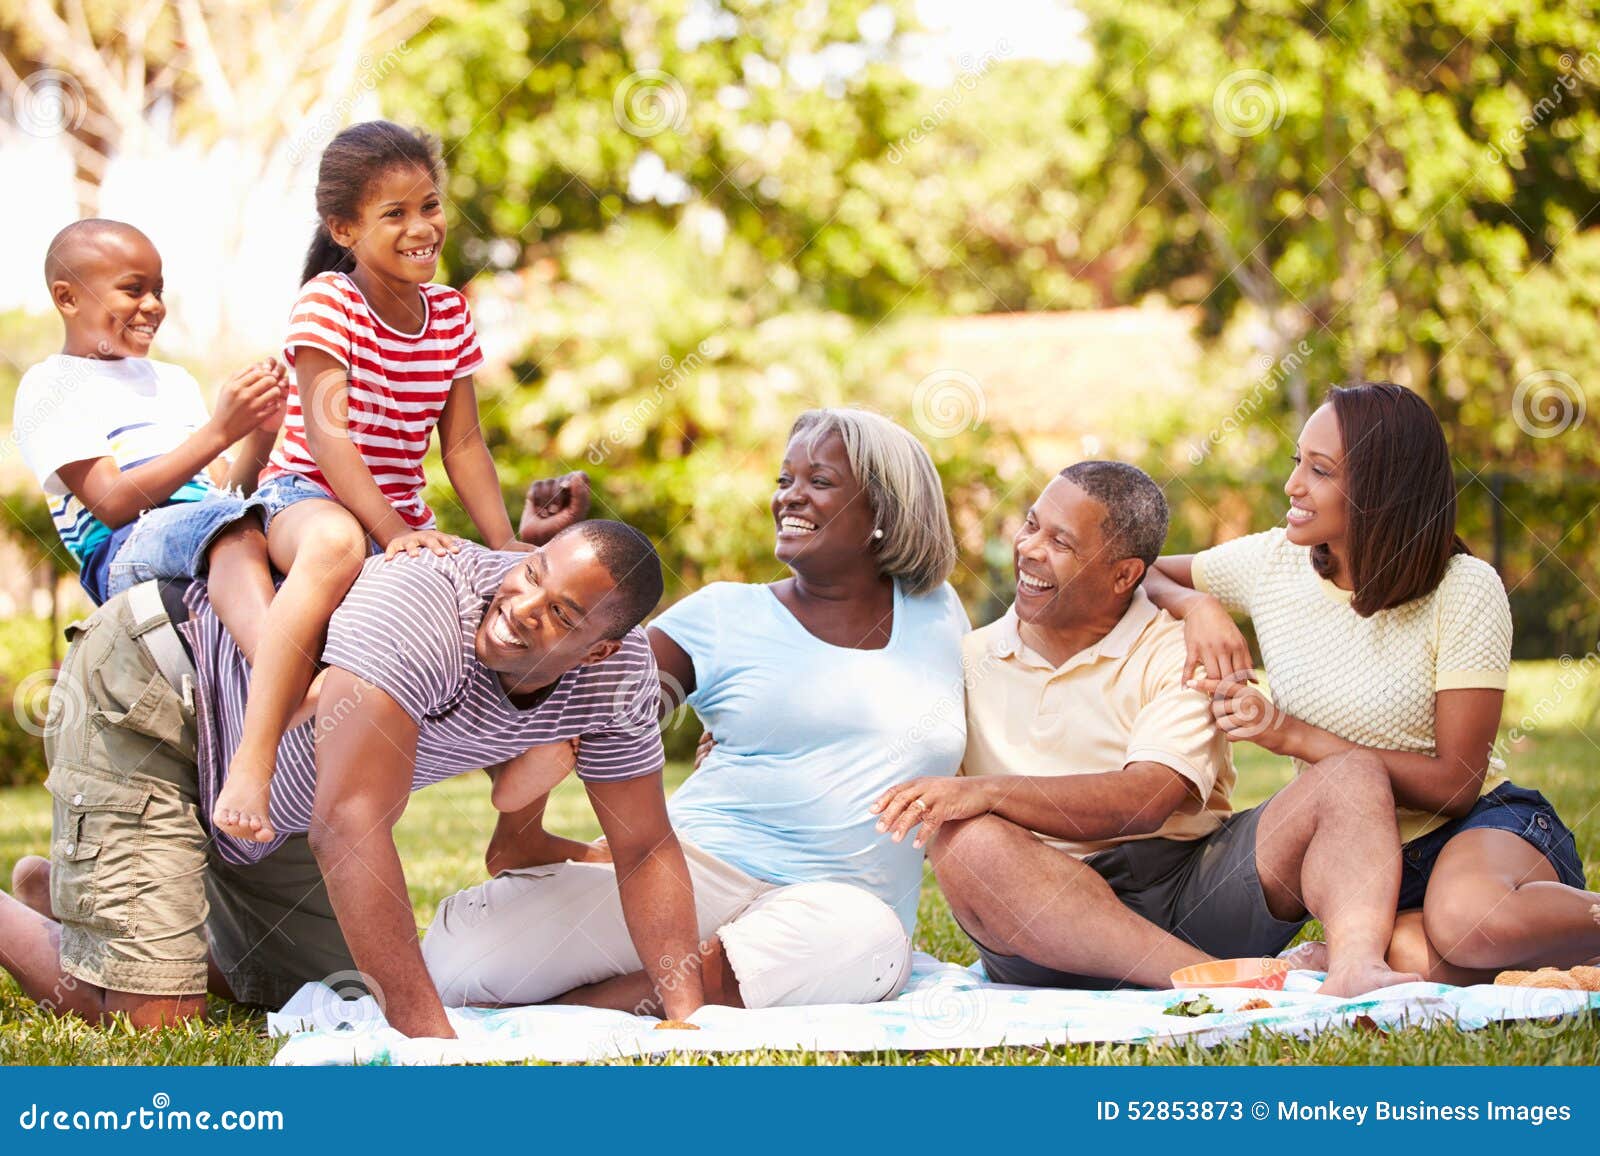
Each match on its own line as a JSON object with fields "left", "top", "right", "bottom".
{"left": 422, "top": 408, "right": 968, "bottom": 1014}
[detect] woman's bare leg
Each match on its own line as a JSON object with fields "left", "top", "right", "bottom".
{"left": 1421, "top": 829, "right": 1600, "bottom": 971}
{"left": 1385, "top": 909, "right": 1497, "bottom": 985}
{"left": 547, "top": 937, "right": 742, "bottom": 1016}
{"left": 213, "top": 501, "right": 367, "bottom": 843}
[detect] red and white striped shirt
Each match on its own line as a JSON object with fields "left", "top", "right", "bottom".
{"left": 268, "top": 271, "right": 485, "bottom": 528}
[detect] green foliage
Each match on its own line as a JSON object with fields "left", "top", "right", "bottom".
{"left": 424, "top": 220, "right": 1031, "bottom": 621}
{"left": 0, "top": 310, "right": 60, "bottom": 417}
{"left": 387, "top": 0, "right": 1600, "bottom": 654}
{"left": 0, "top": 616, "right": 55, "bottom": 789}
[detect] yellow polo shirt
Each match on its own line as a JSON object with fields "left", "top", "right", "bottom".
{"left": 961, "top": 589, "right": 1236, "bottom": 858}
{"left": 1192, "top": 528, "right": 1512, "bottom": 843}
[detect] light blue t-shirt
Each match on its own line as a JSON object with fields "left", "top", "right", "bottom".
{"left": 653, "top": 580, "right": 969, "bottom": 932}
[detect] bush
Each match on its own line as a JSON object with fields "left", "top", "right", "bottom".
{"left": 0, "top": 616, "right": 56, "bottom": 788}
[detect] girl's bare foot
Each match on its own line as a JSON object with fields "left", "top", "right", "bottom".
{"left": 214, "top": 748, "right": 277, "bottom": 842}
{"left": 1318, "top": 960, "right": 1422, "bottom": 998}
{"left": 10, "top": 855, "right": 52, "bottom": 919}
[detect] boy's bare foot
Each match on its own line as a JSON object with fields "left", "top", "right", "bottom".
{"left": 1318, "top": 960, "right": 1422, "bottom": 998}
{"left": 1279, "top": 940, "right": 1328, "bottom": 972}
{"left": 214, "top": 749, "right": 278, "bottom": 842}
{"left": 10, "top": 855, "right": 53, "bottom": 919}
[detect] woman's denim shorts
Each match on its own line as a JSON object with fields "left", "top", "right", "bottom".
{"left": 1398, "top": 781, "right": 1586, "bottom": 909}
{"left": 103, "top": 492, "right": 268, "bottom": 601}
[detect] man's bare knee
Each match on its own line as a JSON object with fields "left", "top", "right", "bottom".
{"left": 1289, "top": 750, "right": 1395, "bottom": 822}
{"left": 11, "top": 855, "right": 52, "bottom": 919}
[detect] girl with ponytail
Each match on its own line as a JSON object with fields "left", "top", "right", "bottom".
{"left": 212, "top": 121, "right": 528, "bottom": 844}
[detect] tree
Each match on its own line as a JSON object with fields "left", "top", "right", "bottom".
{"left": 1, "top": 0, "right": 433, "bottom": 357}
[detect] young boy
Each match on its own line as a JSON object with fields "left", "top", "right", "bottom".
{"left": 14, "top": 219, "right": 284, "bottom": 652}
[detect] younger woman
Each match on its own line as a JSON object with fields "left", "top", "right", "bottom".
{"left": 213, "top": 121, "right": 525, "bottom": 842}
{"left": 1146, "top": 382, "right": 1597, "bottom": 982}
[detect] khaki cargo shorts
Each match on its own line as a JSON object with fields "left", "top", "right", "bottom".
{"left": 45, "top": 584, "right": 353, "bottom": 1003}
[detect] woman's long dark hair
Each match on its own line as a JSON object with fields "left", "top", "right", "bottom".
{"left": 1311, "top": 382, "right": 1470, "bottom": 615}
{"left": 300, "top": 121, "right": 443, "bottom": 285}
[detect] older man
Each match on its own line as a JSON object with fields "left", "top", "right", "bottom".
{"left": 873, "top": 462, "right": 1421, "bottom": 997}
{"left": 0, "top": 520, "right": 706, "bottom": 1038}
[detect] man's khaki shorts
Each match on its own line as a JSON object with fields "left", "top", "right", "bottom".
{"left": 45, "top": 585, "right": 353, "bottom": 1003}
{"left": 423, "top": 839, "right": 912, "bottom": 1010}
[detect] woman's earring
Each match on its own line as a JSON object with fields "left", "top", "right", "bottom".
{"left": 872, "top": 529, "right": 885, "bottom": 539}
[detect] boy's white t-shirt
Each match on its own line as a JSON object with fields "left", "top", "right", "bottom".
{"left": 12, "top": 354, "right": 216, "bottom": 595}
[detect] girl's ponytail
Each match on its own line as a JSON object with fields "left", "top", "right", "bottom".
{"left": 301, "top": 223, "right": 356, "bottom": 285}
{"left": 300, "top": 121, "right": 444, "bottom": 287}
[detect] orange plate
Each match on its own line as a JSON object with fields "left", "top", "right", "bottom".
{"left": 1169, "top": 958, "right": 1293, "bottom": 990}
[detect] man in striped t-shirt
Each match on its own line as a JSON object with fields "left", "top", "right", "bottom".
{"left": 0, "top": 521, "right": 706, "bottom": 1039}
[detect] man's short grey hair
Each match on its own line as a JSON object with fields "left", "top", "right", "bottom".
{"left": 1057, "top": 460, "right": 1169, "bottom": 570}
{"left": 790, "top": 407, "right": 956, "bottom": 596}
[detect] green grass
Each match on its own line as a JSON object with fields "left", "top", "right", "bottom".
{"left": 2, "top": 661, "right": 1597, "bottom": 1065}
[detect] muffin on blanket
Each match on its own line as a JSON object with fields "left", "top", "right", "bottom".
{"left": 1494, "top": 966, "right": 1600, "bottom": 991}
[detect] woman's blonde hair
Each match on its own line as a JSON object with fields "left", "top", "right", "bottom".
{"left": 788, "top": 407, "right": 956, "bottom": 596}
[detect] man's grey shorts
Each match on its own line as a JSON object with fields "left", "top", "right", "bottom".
{"left": 970, "top": 804, "right": 1307, "bottom": 988}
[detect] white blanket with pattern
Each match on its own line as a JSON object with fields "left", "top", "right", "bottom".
{"left": 267, "top": 954, "right": 1600, "bottom": 1065}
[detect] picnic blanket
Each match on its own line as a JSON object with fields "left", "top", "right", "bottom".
{"left": 267, "top": 953, "right": 1600, "bottom": 1065}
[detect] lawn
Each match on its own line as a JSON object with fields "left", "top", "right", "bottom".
{"left": 1, "top": 661, "right": 1596, "bottom": 1065}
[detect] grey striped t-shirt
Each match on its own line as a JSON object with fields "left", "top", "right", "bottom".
{"left": 181, "top": 546, "right": 664, "bottom": 866}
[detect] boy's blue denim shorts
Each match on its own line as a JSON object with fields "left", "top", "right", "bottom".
{"left": 103, "top": 492, "right": 268, "bottom": 601}
{"left": 254, "top": 472, "right": 430, "bottom": 544}
{"left": 1398, "top": 781, "right": 1586, "bottom": 909}
{"left": 253, "top": 472, "right": 340, "bottom": 526}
